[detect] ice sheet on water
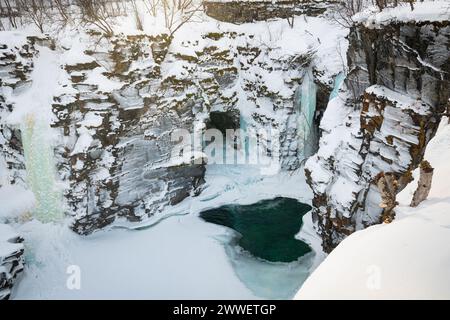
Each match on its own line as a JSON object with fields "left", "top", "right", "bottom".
{"left": 223, "top": 234, "right": 315, "bottom": 299}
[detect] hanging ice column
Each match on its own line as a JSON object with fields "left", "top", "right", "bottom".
{"left": 239, "top": 113, "right": 250, "bottom": 159}
{"left": 329, "top": 72, "right": 345, "bottom": 100}
{"left": 11, "top": 47, "right": 63, "bottom": 223}
{"left": 296, "top": 69, "right": 317, "bottom": 161}
{"left": 21, "top": 115, "right": 62, "bottom": 223}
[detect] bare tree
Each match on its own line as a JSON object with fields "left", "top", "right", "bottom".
{"left": 131, "top": 0, "right": 143, "bottom": 31}
{"left": 376, "top": 172, "right": 399, "bottom": 223}
{"left": 52, "top": 0, "right": 71, "bottom": 25}
{"left": 17, "top": 0, "right": 48, "bottom": 33}
{"left": 76, "top": 0, "right": 114, "bottom": 36}
{"left": 1, "top": 0, "right": 20, "bottom": 29}
{"left": 332, "top": 0, "right": 365, "bottom": 28}
{"left": 161, "top": 0, "right": 202, "bottom": 38}
{"left": 410, "top": 160, "right": 434, "bottom": 207}
{"left": 375, "top": 0, "right": 416, "bottom": 11}
{"left": 144, "top": 0, "right": 161, "bottom": 17}
{"left": 286, "top": 15, "right": 294, "bottom": 28}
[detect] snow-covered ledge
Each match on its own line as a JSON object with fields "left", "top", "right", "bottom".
{"left": 354, "top": 1, "right": 450, "bottom": 27}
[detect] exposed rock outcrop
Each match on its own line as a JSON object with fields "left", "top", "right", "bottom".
{"left": 410, "top": 160, "right": 434, "bottom": 207}
{"left": 203, "top": 0, "right": 337, "bottom": 23}
{"left": 0, "top": 224, "right": 24, "bottom": 300}
{"left": 307, "top": 21, "right": 450, "bottom": 252}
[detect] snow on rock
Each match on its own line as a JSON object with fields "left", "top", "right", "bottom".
{"left": 83, "top": 67, "right": 123, "bottom": 93}
{"left": 78, "top": 112, "right": 104, "bottom": 128}
{"left": 0, "top": 185, "right": 35, "bottom": 222}
{"left": 70, "top": 130, "right": 94, "bottom": 156}
{"left": 0, "top": 35, "right": 37, "bottom": 189}
{"left": 354, "top": 1, "right": 450, "bottom": 28}
{"left": 296, "top": 117, "right": 450, "bottom": 300}
{"left": 365, "top": 85, "right": 430, "bottom": 115}
{"left": 306, "top": 15, "right": 449, "bottom": 252}
{"left": 307, "top": 83, "right": 439, "bottom": 251}
{"left": 0, "top": 8, "right": 347, "bottom": 234}
{"left": 0, "top": 224, "right": 24, "bottom": 300}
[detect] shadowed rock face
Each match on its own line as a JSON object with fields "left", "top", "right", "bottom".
{"left": 206, "top": 111, "right": 240, "bottom": 134}
{"left": 307, "top": 22, "right": 450, "bottom": 252}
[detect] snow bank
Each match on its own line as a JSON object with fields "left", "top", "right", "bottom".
{"left": 0, "top": 185, "right": 35, "bottom": 221}
{"left": 295, "top": 117, "right": 450, "bottom": 300}
{"left": 354, "top": 1, "right": 450, "bottom": 28}
{"left": 0, "top": 223, "right": 23, "bottom": 258}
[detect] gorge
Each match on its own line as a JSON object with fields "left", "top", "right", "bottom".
{"left": 0, "top": 0, "right": 449, "bottom": 300}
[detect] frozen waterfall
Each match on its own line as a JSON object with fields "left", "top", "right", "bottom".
{"left": 329, "top": 72, "right": 345, "bottom": 100}
{"left": 296, "top": 70, "right": 317, "bottom": 161}
{"left": 21, "top": 115, "right": 62, "bottom": 223}
{"left": 8, "top": 47, "right": 64, "bottom": 223}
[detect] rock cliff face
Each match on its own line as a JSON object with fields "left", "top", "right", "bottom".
{"left": 0, "top": 34, "right": 208, "bottom": 233}
{"left": 306, "top": 21, "right": 450, "bottom": 252}
{"left": 58, "top": 34, "right": 209, "bottom": 234}
{"left": 0, "top": 224, "right": 24, "bottom": 300}
{"left": 0, "top": 36, "right": 37, "bottom": 189}
{"left": 203, "top": 0, "right": 336, "bottom": 23}
{"left": 1, "top": 19, "right": 337, "bottom": 233}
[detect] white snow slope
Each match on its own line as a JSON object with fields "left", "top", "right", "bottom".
{"left": 296, "top": 117, "right": 450, "bottom": 300}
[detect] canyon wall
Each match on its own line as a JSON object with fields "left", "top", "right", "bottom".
{"left": 1, "top": 13, "right": 340, "bottom": 233}
{"left": 307, "top": 20, "right": 450, "bottom": 252}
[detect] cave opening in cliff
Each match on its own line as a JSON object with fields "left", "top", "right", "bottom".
{"left": 205, "top": 111, "right": 240, "bottom": 136}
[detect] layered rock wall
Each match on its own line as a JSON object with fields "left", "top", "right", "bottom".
{"left": 203, "top": 0, "right": 337, "bottom": 23}
{"left": 307, "top": 21, "right": 450, "bottom": 252}
{"left": 1, "top": 25, "right": 330, "bottom": 232}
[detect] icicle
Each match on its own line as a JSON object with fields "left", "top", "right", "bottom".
{"left": 329, "top": 72, "right": 345, "bottom": 101}
{"left": 21, "top": 114, "right": 62, "bottom": 223}
{"left": 296, "top": 69, "right": 317, "bottom": 161}
{"left": 239, "top": 113, "right": 249, "bottom": 160}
